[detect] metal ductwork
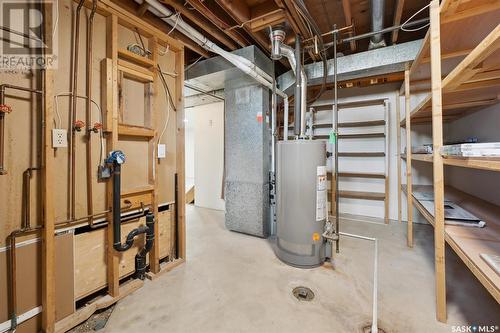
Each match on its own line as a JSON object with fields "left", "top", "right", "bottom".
{"left": 369, "top": 0, "right": 387, "bottom": 49}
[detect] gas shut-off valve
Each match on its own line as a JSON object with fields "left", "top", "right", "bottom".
{"left": 99, "top": 150, "right": 125, "bottom": 180}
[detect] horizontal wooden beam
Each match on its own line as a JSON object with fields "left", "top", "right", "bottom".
{"left": 392, "top": 0, "right": 405, "bottom": 44}
{"left": 160, "top": 0, "right": 238, "bottom": 50}
{"left": 118, "top": 124, "right": 155, "bottom": 138}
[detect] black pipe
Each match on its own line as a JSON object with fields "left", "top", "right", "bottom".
{"left": 108, "top": 152, "right": 152, "bottom": 255}
{"left": 135, "top": 213, "right": 155, "bottom": 280}
{"left": 294, "top": 35, "right": 301, "bottom": 136}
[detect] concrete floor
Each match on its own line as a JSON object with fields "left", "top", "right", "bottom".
{"left": 104, "top": 205, "right": 499, "bottom": 333}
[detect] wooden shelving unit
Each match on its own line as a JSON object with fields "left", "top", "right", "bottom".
{"left": 317, "top": 98, "right": 389, "bottom": 223}
{"left": 402, "top": 185, "right": 500, "bottom": 304}
{"left": 399, "top": 0, "right": 500, "bottom": 322}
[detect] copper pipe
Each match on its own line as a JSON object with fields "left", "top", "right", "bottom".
{"left": 70, "top": 0, "right": 86, "bottom": 220}
{"left": 0, "top": 85, "right": 43, "bottom": 176}
{"left": 23, "top": 168, "right": 41, "bottom": 229}
{"left": 85, "top": 0, "right": 98, "bottom": 227}
{"left": 0, "top": 86, "right": 5, "bottom": 175}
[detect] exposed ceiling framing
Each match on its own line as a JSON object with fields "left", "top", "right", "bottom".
{"left": 124, "top": 0, "right": 430, "bottom": 69}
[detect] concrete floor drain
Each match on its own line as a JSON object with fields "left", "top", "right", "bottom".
{"left": 292, "top": 286, "right": 314, "bottom": 301}
{"left": 361, "top": 324, "right": 386, "bottom": 333}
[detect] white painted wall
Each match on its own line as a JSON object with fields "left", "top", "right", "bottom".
{"left": 185, "top": 108, "right": 195, "bottom": 189}
{"left": 313, "top": 84, "right": 401, "bottom": 223}
{"left": 186, "top": 101, "right": 225, "bottom": 211}
{"left": 445, "top": 104, "right": 500, "bottom": 206}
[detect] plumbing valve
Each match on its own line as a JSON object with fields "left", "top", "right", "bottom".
{"left": 89, "top": 122, "right": 103, "bottom": 133}
{"left": 0, "top": 104, "right": 12, "bottom": 114}
{"left": 74, "top": 120, "right": 85, "bottom": 132}
{"left": 106, "top": 150, "right": 126, "bottom": 165}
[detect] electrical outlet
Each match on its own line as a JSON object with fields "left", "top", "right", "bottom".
{"left": 157, "top": 144, "right": 166, "bottom": 159}
{"left": 52, "top": 129, "right": 68, "bottom": 148}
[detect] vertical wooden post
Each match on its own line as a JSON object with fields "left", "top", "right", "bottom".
{"left": 41, "top": 3, "right": 55, "bottom": 332}
{"left": 149, "top": 36, "right": 160, "bottom": 274}
{"left": 175, "top": 47, "right": 186, "bottom": 259}
{"left": 105, "top": 14, "right": 119, "bottom": 297}
{"left": 404, "top": 68, "right": 413, "bottom": 247}
{"left": 429, "top": 0, "right": 447, "bottom": 323}
{"left": 396, "top": 91, "right": 402, "bottom": 224}
{"left": 384, "top": 100, "right": 389, "bottom": 224}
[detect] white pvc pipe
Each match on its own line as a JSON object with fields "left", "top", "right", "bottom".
{"left": 339, "top": 232, "right": 378, "bottom": 333}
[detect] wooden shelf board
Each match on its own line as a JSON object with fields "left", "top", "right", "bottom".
{"left": 338, "top": 120, "right": 386, "bottom": 128}
{"left": 402, "top": 184, "right": 500, "bottom": 303}
{"left": 312, "top": 98, "right": 387, "bottom": 112}
{"left": 339, "top": 152, "right": 386, "bottom": 157}
{"left": 313, "top": 133, "right": 386, "bottom": 140}
{"left": 339, "top": 133, "right": 385, "bottom": 139}
{"left": 402, "top": 153, "right": 500, "bottom": 172}
{"left": 337, "top": 190, "right": 385, "bottom": 201}
{"left": 290, "top": 120, "right": 386, "bottom": 130}
{"left": 337, "top": 172, "right": 386, "bottom": 179}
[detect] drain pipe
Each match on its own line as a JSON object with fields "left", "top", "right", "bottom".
{"left": 107, "top": 150, "right": 155, "bottom": 279}
{"left": 369, "top": 0, "right": 387, "bottom": 49}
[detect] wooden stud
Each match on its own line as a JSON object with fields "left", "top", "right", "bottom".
{"left": 341, "top": 0, "right": 356, "bottom": 52}
{"left": 392, "top": 0, "right": 405, "bottom": 44}
{"left": 429, "top": 0, "right": 447, "bottom": 322}
{"left": 149, "top": 36, "right": 160, "bottom": 274}
{"left": 384, "top": 100, "right": 390, "bottom": 224}
{"left": 404, "top": 68, "right": 413, "bottom": 247}
{"left": 175, "top": 47, "right": 186, "bottom": 259}
{"left": 396, "top": 91, "right": 402, "bottom": 223}
{"left": 41, "top": 2, "right": 56, "bottom": 330}
{"left": 105, "top": 14, "right": 120, "bottom": 298}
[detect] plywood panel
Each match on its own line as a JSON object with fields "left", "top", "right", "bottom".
{"left": 158, "top": 210, "right": 172, "bottom": 260}
{"left": 0, "top": 233, "right": 73, "bottom": 331}
{"left": 74, "top": 217, "right": 147, "bottom": 300}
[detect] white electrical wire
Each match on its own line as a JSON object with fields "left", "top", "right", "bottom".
{"left": 400, "top": 2, "right": 431, "bottom": 32}
{"left": 157, "top": 74, "right": 171, "bottom": 146}
{"left": 167, "top": 12, "right": 181, "bottom": 36}
{"left": 52, "top": 0, "right": 59, "bottom": 39}
{"left": 54, "top": 93, "right": 105, "bottom": 165}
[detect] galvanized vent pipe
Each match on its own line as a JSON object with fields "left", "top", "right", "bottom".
{"left": 270, "top": 29, "right": 307, "bottom": 137}
{"left": 369, "top": 0, "right": 387, "bottom": 49}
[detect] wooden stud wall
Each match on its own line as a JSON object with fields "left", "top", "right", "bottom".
{"left": 0, "top": 0, "right": 185, "bottom": 331}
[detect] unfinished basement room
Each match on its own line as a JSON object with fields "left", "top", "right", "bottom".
{"left": 1, "top": 0, "right": 500, "bottom": 332}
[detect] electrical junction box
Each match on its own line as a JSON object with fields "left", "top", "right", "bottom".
{"left": 52, "top": 129, "right": 68, "bottom": 148}
{"left": 157, "top": 144, "right": 166, "bottom": 159}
